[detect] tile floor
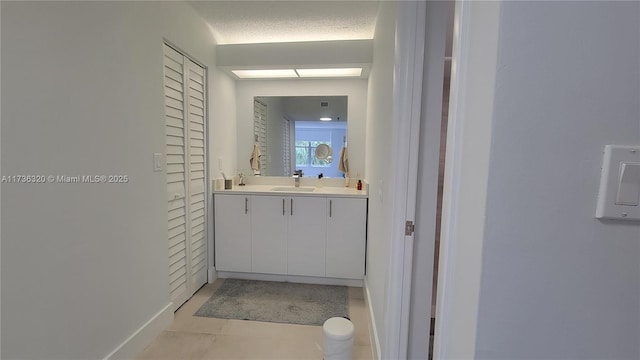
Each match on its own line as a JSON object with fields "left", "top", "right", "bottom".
{"left": 137, "top": 278, "right": 374, "bottom": 360}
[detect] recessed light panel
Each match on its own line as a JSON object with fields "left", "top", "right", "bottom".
{"left": 319, "top": 117, "right": 332, "bottom": 121}
{"left": 232, "top": 69, "right": 298, "bottom": 79}
{"left": 296, "top": 68, "right": 362, "bottom": 77}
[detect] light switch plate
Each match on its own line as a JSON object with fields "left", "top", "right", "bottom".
{"left": 153, "top": 153, "right": 164, "bottom": 172}
{"left": 595, "top": 145, "right": 640, "bottom": 221}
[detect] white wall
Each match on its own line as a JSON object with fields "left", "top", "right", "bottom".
{"left": 0, "top": 3, "right": 3, "bottom": 357}
{"left": 0, "top": 2, "right": 3, "bottom": 356}
{"left": 236, "top": 80, "right": 368, "bottom": 180}
{"left": 438, "top": 1, "right": 640, "bottom": 358}
{"left": 210, "top": 67, "right": 237, "bottom": 188}
{"left": 0, "top": 2, "right": 228, "bottom": 358}
{"left": 363, "top": 1, "right": 397, "bottom": 356}
{"left": 475, "top": 2, "right": 640, "bottom": 358}
{"left": 209, "top": 67, "right": 236, "bottom": 279}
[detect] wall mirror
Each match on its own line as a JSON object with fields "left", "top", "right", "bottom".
{"left": 252, "top": 96, "right": 348, "bottom": 178}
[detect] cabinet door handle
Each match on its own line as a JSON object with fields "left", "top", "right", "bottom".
{"left": 290, "top": 198, "right": 293, "bottom": 216}
{"left": 245, "top": 197, "right": 248, "bottom": 214}
{"left": 282, "top": 198, "right": 285, "bottom": 216}
{"left": 329, "top": 200, "right": 332, "bottom": 217}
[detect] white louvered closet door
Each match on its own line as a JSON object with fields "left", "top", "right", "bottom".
{"left": 163, "top": 44, "right": 208, "bottom": 311}
{"left": 185, "top": 60, "right": 208, "bottom": 292}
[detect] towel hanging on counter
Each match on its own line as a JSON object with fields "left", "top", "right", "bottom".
{"left": 338, "top": 146, "right": 349, "bottom": 174}
{"left": 250, "top": 144, "right": 261, "bottom": 173}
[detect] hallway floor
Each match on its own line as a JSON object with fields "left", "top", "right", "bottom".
{"left": 137, "top": 278, "right": 374, "bottom": 360}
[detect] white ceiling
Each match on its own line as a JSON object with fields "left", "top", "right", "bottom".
{"left": 284, "top": 96, "right": 348, "bottom": 122}
{"left": 256, "top": 96, "right": 348, "bottom": 124}
{"left": 188, "top": 1, "right": 380, "bottom": 45}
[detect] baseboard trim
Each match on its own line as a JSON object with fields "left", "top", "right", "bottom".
{"left": 364, "top": 277, "right": 381, "bottom": 360}
{"left": 208, "top": 266, "right": 217, "bottom": 284}
{"left": 103, "top": 302, "right": 174, "bottom": 360}
{"left": 217, "top": 271, "right": 364, "bottom": 287}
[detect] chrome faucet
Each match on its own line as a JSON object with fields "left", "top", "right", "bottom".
{"left": 293, "top": 170, "right": 303, "bottom": 187}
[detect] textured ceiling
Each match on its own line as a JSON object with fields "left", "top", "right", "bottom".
{"left": 188, "top": 1, "right": 380, "bottom": 45}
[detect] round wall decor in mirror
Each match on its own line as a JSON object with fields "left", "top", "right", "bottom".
{"left": 315, "top": 143, "right": 333, "bottom": 162}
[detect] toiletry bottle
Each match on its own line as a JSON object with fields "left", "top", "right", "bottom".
{"left": 345, "top": 175, "right": 350, "bottom": 187}
{"left": 357, "top": 179, "right": 362, "bottom": 191}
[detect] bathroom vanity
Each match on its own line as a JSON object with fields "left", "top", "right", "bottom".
{"left": 213, "top": 183, "right": 367, "bottom": 285}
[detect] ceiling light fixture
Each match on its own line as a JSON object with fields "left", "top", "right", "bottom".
{"left": 296, "top": 68, "right": 362, "bottom": 77}
{"left": 232, "top": 69, "right": 298, "bottom": 79}
{"left": 320, "top": 117, "right": 332, "bottom": 121}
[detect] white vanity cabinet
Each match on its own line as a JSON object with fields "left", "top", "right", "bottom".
{"left": 326, "top": 198, "right": 367, "bottom": 279}
{"left": 287, "top": 196, "right": 327, "bottom": 277}
{"left": 214, "top": 190, "right": 367, "bottom": 281}
{"left": 214, "top": 194, "right": 252, "bottom": 272}
{"left": 251, "top": 195, "right": 326, "bottom": 276}
{"left": 250, "top": 195, "right": 287, "bottom": 274}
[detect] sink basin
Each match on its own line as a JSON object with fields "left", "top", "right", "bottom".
{"left": 270, "top": 186, "right": 315, "bottom": 192}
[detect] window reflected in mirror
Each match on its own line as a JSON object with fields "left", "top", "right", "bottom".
{"left": 295, "top": 122, "right": 346, "bottom": 178}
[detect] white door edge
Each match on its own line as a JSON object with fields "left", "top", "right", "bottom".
{"left": 383, "top": 2, "right": 427, "bottom": 359}
{"left": 406, "top": 0, "right": 450, "bottom": 357}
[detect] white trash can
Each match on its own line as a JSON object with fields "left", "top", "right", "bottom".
{"left": 323, "top": 317, "right": 354, "bottom": 360}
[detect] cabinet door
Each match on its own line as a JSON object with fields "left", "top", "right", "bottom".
{"left": 251, "top": 196, "right": 287, "bottom": 274}
{"left": 287, "top": 196, "right": 327, "bottom": 277}
{"left": 326, "top": 198, "right": 367, "bottom": 279}
{"left": 214, "top": 194, "right": 251, "bottom": 272}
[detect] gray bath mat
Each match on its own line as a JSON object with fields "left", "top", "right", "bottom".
{"left": 194, "top": 279, "right": 348, "bottom": 326}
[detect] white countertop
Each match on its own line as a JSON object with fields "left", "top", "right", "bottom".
{"left": 213, "top": 184, "right": 368, "bottom": 198}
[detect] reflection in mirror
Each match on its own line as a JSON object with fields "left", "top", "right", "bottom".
{"left": 253, "top": 96, "right": 348, "bottom": 177}
{"left": 314, "top": 144, "right": 332, "bottom": 162}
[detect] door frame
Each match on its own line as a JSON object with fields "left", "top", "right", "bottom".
{"left": 432, "top": 1, "right": 502, "bottom": 358}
